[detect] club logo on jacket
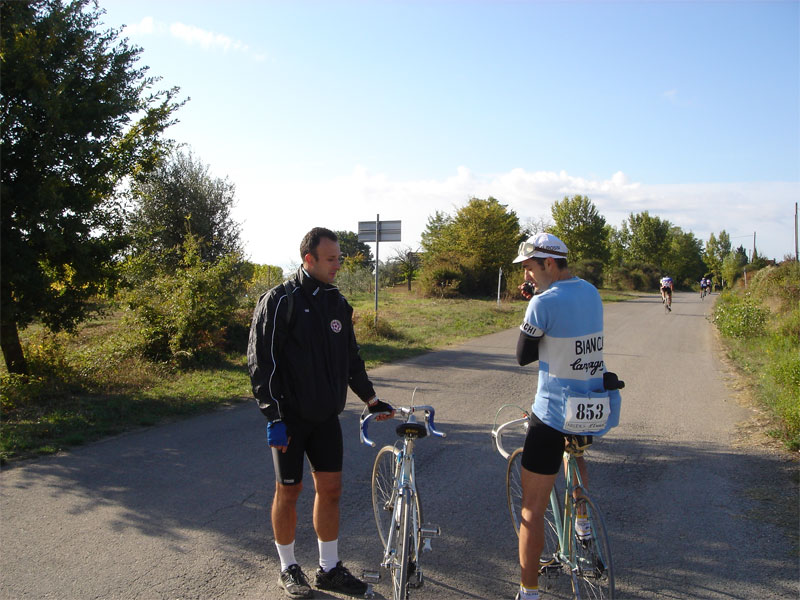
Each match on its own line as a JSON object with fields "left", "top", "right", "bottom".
{"left": 330, "top": 319, "right": 342, "bottom": 333}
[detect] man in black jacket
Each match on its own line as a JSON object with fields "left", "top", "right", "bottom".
{"left": 248, "top": 227, "right": 393, "bottom": 599}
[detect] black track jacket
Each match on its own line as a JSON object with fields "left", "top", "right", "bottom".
{"left": 247, "top": 268, "right": 375, "bottom": 423}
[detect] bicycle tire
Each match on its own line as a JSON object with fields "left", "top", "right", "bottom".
{"left": 570, "top": 493, "right": 615, "bottom": 599}
{"left": 372, "top": 446, "right": 423, "bottom": 551}
{"left": 392, "top": 491, "right": 412, "bottom": 600}
{"left": 506, "top": 448, "right": 560, "bottom": 565}
{"left": 372, "top": 446, "right": 400, "bottom": 548}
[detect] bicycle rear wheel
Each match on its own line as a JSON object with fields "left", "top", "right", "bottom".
{"left": 506, "top": 448, "right": 560, "bottom": 565}
{"left": 570, "top": 493, "right": 614, "bottom": 599}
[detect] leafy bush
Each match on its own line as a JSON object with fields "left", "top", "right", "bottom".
{"left": 748, "top": 261, "right": 800, "bottom": 311}
{"left": 419, "top": 265, "right": 462, "bottom": 298}
{"left": 605, "top": 262, "right": 659, "bottom": 291}
{"left": 712, "top": 292, "right": 770, "bottom": 339}
{"left": 336, "top": 265, "right": 374, "bottom": 296}
{"left": 124, "top": 235, "right": 248, "bottom": 361}
{"left": 572, "top": 259, "right": 605, "bottom": 287}
{"left": 352, "top": 309, "right": 405, "bottom": 341}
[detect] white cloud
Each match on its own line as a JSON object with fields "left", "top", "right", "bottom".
{"left": 232, "top": 167, "right": 798, "bottom": 269}
{"left": 123, "top": 17, "right": 265, "bottom": 61}
{"left": 123, "top": 16, "right": 161, "bottom": 36}
{"left": 170, "top": 22, "right": 244, "bottom": 52}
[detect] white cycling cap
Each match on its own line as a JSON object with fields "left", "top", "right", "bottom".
{"left": 513, "top": 232, "right": 569, "bottom": 263}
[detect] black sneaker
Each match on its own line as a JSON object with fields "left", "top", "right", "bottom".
{"left": 314, "top": 561, "right": 368, "bottom": 596}
{"left": 278, "top": 564, "right": 313, "bottom": 599}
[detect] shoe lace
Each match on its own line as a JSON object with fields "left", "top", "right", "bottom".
{"left": 285, "top": 564, "right": 308, "bottom": 585}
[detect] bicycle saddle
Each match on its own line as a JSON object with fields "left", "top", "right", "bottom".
{"left": 396, "top": 422, "right": 428, "bottom": 439}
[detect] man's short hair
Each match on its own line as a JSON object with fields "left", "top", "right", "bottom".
{"left": 300, "top": 227, "right": 338, "bottom": 261}
{"left": 533, "top": 256, "right": 568, "bottom": 270}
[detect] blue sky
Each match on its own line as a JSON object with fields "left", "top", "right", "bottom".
{"left": 100, "top": 0, "right": 799, "bottom": 268}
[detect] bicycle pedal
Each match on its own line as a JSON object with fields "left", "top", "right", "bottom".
{"left": 420, "top": 524, "right": 440, "bottom": 538}
{"left": 361, "top": 570, "right": 381, "bottom": 584}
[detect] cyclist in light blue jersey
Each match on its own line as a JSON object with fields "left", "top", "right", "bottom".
{"left": 511, "top": 232, "right": 622, "bottom": 600}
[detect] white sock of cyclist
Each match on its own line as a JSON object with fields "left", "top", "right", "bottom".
{"left": 318, "top": 539, "right": 339, "bottom": 572}
{"left": 276, "top": 540, "right": 297, "bottom": 572}
{"left": 519, "top": 583, "right": 540, "bottom": 599}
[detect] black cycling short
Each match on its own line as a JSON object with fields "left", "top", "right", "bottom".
{"left": 521, "top": 414, "right": 592, "bottom": 475}
{"left": 661, "top": 286, "right": 672, "bottom": 295}
{"left": 271, "top": 413, "right": 343, "bottom": 485}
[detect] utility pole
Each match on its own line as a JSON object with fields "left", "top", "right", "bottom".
{"left": 795, "top": 202, "right": 798, "bottom": 261}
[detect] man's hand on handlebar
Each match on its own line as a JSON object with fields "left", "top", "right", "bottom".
{"left": 368, "top": 397, "right": 395, "bottom": 421}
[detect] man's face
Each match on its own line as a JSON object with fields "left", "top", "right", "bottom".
{"left": 522, "top": 257, "right": 553, "bottom": 292}
{"left": 304, "top": 237, "right": 342, "bottom": 284}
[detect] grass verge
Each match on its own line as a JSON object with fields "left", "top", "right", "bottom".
{"left": 1, "top": 286, "right": 626, "bottom": 463}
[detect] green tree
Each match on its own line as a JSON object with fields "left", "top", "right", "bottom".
{"left": 127, "top": 150, "right": 241, "bottom": 273}
{"left": 722, "top": 250, "right": 747, "bottom": 287}
{"left": 391, "top": 246, "right": 421, "bottom": 291}
{"left": 663, "top": 227, "right": 706, "bottom": 287}
{"left": 1, "top": 0, "right": 182, "bottom": 374}
{"left": 334, "top": 230, "right": 373, "bottom": 267}
{"left": 420, "top": 198, "right": 521, "bottom": 295}
{"left": 623, "top": 211, "right": 672, "bottom": 270}
{"left": 705, "top": 230, "right": 732, "bottom": 286}
{"left": 549, "top": 195, "right": 610, "bottom": 264}
{"left": 419, "top": 211, "right": 453, "bottom": 256}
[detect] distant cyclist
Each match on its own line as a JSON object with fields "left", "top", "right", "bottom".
{"left": 660, "top": 276, "right": 674, "bottom": 311}
{"left": 700, "top": 277, "right": 709, "bottom": 298}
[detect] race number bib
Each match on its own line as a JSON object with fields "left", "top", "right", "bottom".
{"left": 564, "top": 392, "right": 610, "bottom": 433}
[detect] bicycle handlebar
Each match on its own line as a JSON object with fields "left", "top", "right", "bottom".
{"left": 360, "top": 405, "right": 446, "bottom": 448}
{"left": 491, "top": 415, "right": 529, "bottom": 460}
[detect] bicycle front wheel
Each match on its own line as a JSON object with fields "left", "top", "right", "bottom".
{"left": 391, "top": 491, "right": 414, "bottom": 600}
{"left": 507, "top": 448, "right": 560, "bottom": 565}
{"left": 372, "top": 446, "right": 422, "bottom": 563}
{"left": 570, "top": 493, "right": 615, "bottom": 599}
{"left": 372, "top": 446, "right": 401, "bottom": 547}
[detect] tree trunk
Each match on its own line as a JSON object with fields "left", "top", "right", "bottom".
{"left": 1, "top": 310, "right": 27, "bottom": 375}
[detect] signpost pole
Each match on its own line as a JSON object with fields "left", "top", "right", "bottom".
{"left": 374, "top": 214, "right": 379, "bottom": 328}
{"left": 357, "top": 217, "right": 401, "bottom": 331}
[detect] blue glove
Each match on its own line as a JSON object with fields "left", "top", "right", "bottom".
{"left": 266, "top": 420, "right": 289, "bottom": 447}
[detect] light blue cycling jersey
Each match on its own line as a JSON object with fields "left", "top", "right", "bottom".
{"left": 521, "top": 277, "right": 621, "bottom": 436}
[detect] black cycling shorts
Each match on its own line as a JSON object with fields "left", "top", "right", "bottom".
{"left": 521, "top": 414, "right": 592, "bottom": 475}
{"left": 661, "top": 286, "right": 672, "bottom": 295}
{"left": 271, "top": 413, "right": 343, "bottom": 485}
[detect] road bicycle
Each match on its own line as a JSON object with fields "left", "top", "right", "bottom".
{"left": 360, "top": 393, "right": 446, "bottom": 600}
{"left": 491, "top": 407, "right": 616, "bottom": 599}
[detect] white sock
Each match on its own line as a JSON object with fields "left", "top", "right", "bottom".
{"left": 519, "top": 584, "right": 540, "bottom": 600}
{"left": 318, "top": 539, "right": 339, "bottom": 572}
{"left": 276, "top": 540, "right": 297, "bottom": 572}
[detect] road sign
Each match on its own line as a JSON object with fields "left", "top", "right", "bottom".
{"left": 357, "top": 220, "right": 402, "bottom": 242}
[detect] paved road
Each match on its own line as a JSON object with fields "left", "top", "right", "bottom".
{"left": 1, "top": 291, "right": 797, "bottom": 599}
